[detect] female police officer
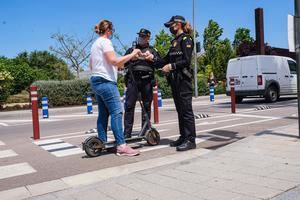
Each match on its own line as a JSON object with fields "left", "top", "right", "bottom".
{"left": 161, "top": 15, "right": 196, "bottom": 151}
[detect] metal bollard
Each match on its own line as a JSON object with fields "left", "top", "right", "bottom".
{"left": 123, "top": 90, "right": 126, "bottom": 111}
{"left": 41, "top": 97, "right": 49, "bottom": 118}
{"left": 153, "top": 83, "right": 159, "bottom": 124}
{"left": 230, "top": 79, "right": 236, "bottom": 113}
{"left": 158, "top": 89, "right": 162, "bottom": 107}
{"left": 209, "top": 85, "right": 215, "bottom": 102}
{"left": 86, "top": 95, "right": 93, "bottom": 114}
{"left": 30, "top": 86, "right": 40, "bottom": 140}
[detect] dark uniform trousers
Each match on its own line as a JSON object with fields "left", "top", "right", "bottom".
{"left": 169, "top": 74, "right": 196, "bottom": 142}
{"left": 124, "top": 71, "right": 153, "bottom": 136}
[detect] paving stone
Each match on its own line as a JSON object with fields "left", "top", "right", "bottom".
{"left": 27, "top": 179, "right": 70, "bottom": 197}
{"left": 116, "top": 175, "right": 201, "bottom": 200}
{"left": 234, "top": 182, "right": 281, "bottom": 199}
{"left": 95, "top": 179, "right": 155, "bottom": 200}
{"left": 70, "top": 188, "right": 113, "bottom": 200}
{"left": 0, "top": 187, "right": 31, "bottom": 200}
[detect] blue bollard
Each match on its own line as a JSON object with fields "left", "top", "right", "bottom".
{"left": 41, "top": 97, "right": 49, "bottom": 118}
{"left": 209, "top": 85, "right": 215, "bottom": 102}
{"left": 158, "top": 89, "right": 162, "bottom": 107}
{"left": 86, "top": 95, "right": 93, "bottom": 114}
{"left": 123, "top": 90, "right": 126, "bottom": 111}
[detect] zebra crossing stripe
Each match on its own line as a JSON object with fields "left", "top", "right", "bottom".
{"left": 0, "top": 140, "right": 5, "bottom": 146}
{"left": 0, "top": 163, "right": 36, "bottom": 180}
{"left": 41, "top": 143, "right": 74, "bottom": 151}
{"left": 34, "top": 139, "right": 62, "bottom": 146}
{"left": 51, "top": 148, "right": 84, "bottom": 157}
{"left": 195, "top": 113, "right": 209, "bottom": 119}
{"left": 0, "top": 150, "right": 18, "bottom": 159}
{"left": 34, "top": 139, "right": 83, "bottom": 157}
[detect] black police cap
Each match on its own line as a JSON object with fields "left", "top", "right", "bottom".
{"left": 137, "top": 28, "right": 151, "bottom": 37}
{"left": 164, "top": 15, "right": 186, "bottom": 27}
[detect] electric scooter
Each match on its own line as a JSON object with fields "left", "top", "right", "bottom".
{"left": 82, "top": 61, "right": 160, "bottom": 157}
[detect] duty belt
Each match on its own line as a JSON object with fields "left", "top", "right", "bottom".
{"left": 169, "top": 51, "right": 183, "bottom": 56}
{"left": 132, "top": 65, "right": 153, "bottom": 72}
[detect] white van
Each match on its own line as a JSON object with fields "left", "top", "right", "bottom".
{"left": 226, "top": 55, "right": 297, "bottom": 103}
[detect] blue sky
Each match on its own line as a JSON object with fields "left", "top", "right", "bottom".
{"left": 0, "top": 0, "right": 295, "bottom": 58}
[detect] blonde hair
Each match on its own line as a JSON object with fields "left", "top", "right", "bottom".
{"left": 183, "top": 21, "right": 193, "bottom": 36}
{"left": 94, "top": 20, "right": 113, "bottom": 35}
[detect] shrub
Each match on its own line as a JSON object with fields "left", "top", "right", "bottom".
{"left": 156, "top": 75, "right": 172, "bottom": 99}
{"left": 214, "top": 81, "right": 226, "bottom": 94}
{"left": 197, "top": 73, "right": 209, "bottom": 96}
{"left": 0, "top": 68, "right": 14, "bottom": 104}
{"left": 32, "top": 79, "right": 91, "bottom": 107}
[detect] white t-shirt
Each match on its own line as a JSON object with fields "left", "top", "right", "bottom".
{"left": 90, "top": 37, "right": 118, "bottom": 82}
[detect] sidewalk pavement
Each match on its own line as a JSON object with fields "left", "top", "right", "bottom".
{"left": 2, "top": 122, "right": 300, "bottom": 200}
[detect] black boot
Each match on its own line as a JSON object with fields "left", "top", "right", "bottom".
{"left": 176, "top": 140, "right": 196, "bottom": 151}
{"left": 170, "top": 137, "right": 185, "bottom": 147}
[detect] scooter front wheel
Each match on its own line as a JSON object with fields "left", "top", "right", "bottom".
{"left": 82, "top": 136, "right": 104, "bottom": 157}
{"left": 145, "top": 128, "right": 160, "bottom": 146}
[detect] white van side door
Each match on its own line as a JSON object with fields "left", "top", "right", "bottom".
{"left": 241, "top": 58, "right": 258, "bottom": 90}
{"left": 287, "top": 60, "right": 297, "bottom": 94}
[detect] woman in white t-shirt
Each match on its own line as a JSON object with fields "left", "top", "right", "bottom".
{"left": 90, "top": 20, "right": 141, "bottom": 156}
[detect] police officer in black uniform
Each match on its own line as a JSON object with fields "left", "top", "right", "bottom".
{"left": 161, "top": 16, "right": 196, "bottom": 151}
{"left": 123, "top": 28, "right": 161, "bottom": 138}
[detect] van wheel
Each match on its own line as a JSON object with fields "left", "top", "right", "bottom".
{"left": 235, "top": 96, "right": 243, "bottom": 104}
{"left": 265, "top": 86, "right": 278, "bottom": 103}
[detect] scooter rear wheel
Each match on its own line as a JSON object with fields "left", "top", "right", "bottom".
{"left": 145, "top": 128, "right": 160, "bottom": 146}
{"left": 83, "top": 136, "right": 104, "bottom": 157}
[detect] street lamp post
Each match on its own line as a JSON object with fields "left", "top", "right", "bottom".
{"left": 295, "top": 0, "right": 300, "bottom": 137}
{"left": 193, "top": 0, "right": 198, "bottom": 97}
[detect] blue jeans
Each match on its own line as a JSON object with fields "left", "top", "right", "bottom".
{"left": 90, "top": 76, "right": 125, "bottom": 145}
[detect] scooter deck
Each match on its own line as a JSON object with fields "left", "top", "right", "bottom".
{"left": 103, "top": 136, "right": 144, "bottom": 149}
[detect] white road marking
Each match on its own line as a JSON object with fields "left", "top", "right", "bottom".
{"left": 0, "top": 150, "right": 18, "bottom": 158}
{"left": 196, "top": 118, "right": 242, "bottom": 126}
{"left": 0, "top": 140, "right": 5, "bottom": 146}
{"left": 51, "top": 148, "right": 84, "bottom": 157}
{"left": 33, "top": 139, "right": 83, "bottom": 157}
{"left": 33, "top": 139, "right": 63, "bottom": 146}
{"left": 41, "top": 131, "right": 86, "bottom": 139}
{"left": 234, "top": 114, "right": 276, "bottom": 119}
{"left": 140, "top": 138, "right": 208, "bottom": 152}
{"left": 49, "top": 129, "right": 170, "bottom": 140}
{"left": 41, "top": 143, "right": 74, "bottom": 151}
{"left": 0, "top": 163, "right": 36, "bottom": 180}
{"left": 49, "top": 114, "right": 96, "bottom": 118}
{"left": 196, "top": 118, "right": 277, "bottom": 134}
{"left": 0, "top": 122, "right": 8, "bottom": 126}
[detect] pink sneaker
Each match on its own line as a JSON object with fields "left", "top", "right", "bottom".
{"left": 116, "top": 144, "right": 140, "bottom": 156}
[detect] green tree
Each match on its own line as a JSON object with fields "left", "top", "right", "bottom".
{"left": 203, "top": 20, "right": 223, "bottom": 65}
{"left": 233, "top": 28, "right": 254, "bottom": 53}
{"left": 1, "top": 56, "right": 35, "bottom": 94}
{"left": 212, "top": 39, "right": 235, "bottom": 80}
{"left": 0, "top": 57, "right": 14, "bottom": 104}
{"left": 14, "top": 51, "right": 74, "bottom": 80}
{"left": 153, "top": 29, "right": 172, "bottom": 58}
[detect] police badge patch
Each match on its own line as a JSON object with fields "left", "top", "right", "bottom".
{"left": 172, "top": 41, "right": 177, "bottom": 47}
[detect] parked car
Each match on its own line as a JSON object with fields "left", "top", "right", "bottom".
{"left": 226, "top": 55, "right": 297, "bottom": 103}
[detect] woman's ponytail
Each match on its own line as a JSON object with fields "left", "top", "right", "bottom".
{"left": 183, "top": 21, "right": 193, "bottom": 36}
{"left": 94, "top": 20, "right": 113, "bottom": 35}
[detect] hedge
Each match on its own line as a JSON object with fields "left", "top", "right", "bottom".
{"left": 32, "top": 76, "right": 225, "bottom": 108}
{"left": 32, "top": 79, "right": 92, "bottom": 107}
